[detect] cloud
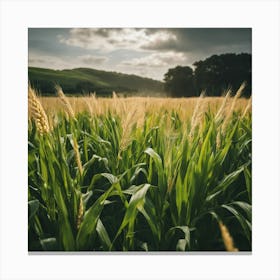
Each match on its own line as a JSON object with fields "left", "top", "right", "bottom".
{"left": 29, "top": 28, "right": 251, "bottom": 80}
{"left": 58, "top": 28, "right": 181, "bottom": 52}
{"left": 28, "top": 54, "right": 75, "bottom": 70}
{"left": 59, "top": 28, "right": 142, "bottom": 50}
{"left": 28, "top": 58, "right": 46, "bottom": 64}
{"left": 121, "top": 51, "right": 188, "bottom": 68}
{"left": 141, "top": 28, "right": 251, "bottom": 54}
{"left": 28, "top": 53, "right": 108, "bottom": 70}
{"left": 78, "top": 55, "right": 108, "bottom": 65}
{"left": 140, "top": 30, "right": 178, "bottom": 50}
{"left": 57, "top": 28, "right": 251, "bottom": 69}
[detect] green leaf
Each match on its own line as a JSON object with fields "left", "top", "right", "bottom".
{"left": 209, "top": 166, "right": 244, "bottom": 196}
{"left": 144, "top": 147, "right": 166, "bottom": 196}
{"left": 228, "top": 201, "right": 252, "bottom": 221}
{"left": 166, "top": 226, "right": 191, "bottom": 251}
{"left": 101, "top": 173, "right": 118, "bottom": 184}
{"left": 40, "top": 238, "right": 57, "bottom": 251}
{"left": 244, "top": 167, "right": 252, "bottom": 203}
{"left": 28, "top": 200, "right": 39, "bottom": 221}
{"left": 113, "top": 184, "right": 151, "bottom": 249}
{"left": 88, "top": 173, "right": 118, "bottom": 191}
{"left": 138, "top": 197, "right": 160, "bottom": 245}
{"left": 145, "top": 147, "right": 162, "bottom": 165}
{"left": 76, "top": 187, "right": 112, "bottom": 250}
{"left": 55, "top": 187, "right": 76, "bottom": 251}
{"left": 96, "top": 219, "right": 112, "bottom": 251}
{"left": 83, "top": 154, "right": 109, "bottom": 173}
{"left": 222, "top": 204, "right": 251, "bottom": 242}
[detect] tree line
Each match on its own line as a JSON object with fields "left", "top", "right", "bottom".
{"left": 164, "top": 53, "right": 251, "bottom": 98}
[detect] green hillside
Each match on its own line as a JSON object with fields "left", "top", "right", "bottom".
{"left": 28, "top": 67, "right": 164, "bottom": 96}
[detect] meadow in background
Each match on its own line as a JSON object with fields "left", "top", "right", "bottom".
{"left": 28, "top": 84, "right": 252, "bottom": 251}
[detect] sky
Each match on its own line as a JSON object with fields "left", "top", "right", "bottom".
{"left": 28, "top": 28, "right": 251, "bottom": 81}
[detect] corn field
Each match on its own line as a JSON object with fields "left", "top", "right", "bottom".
{"left": 28, "top": 86, "right": 252, "bottom": 251}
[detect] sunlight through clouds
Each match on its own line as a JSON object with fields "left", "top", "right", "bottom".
{"left": 121, "top": 52, "right": 187, "bottom": 67}
{"left": 58, "top": 28, "right": 178, "bottom": 52}
{"left": 29, "top": 28, "right": 251, "bottom": 80}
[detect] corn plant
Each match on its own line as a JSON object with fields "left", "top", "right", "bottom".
{"left": 28, "top": 88, "right": 252, "bottom": 251}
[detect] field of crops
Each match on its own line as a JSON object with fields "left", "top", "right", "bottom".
{"left": 28, "top": 85, "right": 252, "bottom": 252}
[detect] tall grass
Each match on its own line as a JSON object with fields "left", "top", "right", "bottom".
{"left": 28, "top": 88, "right": 252, "bottom": 251}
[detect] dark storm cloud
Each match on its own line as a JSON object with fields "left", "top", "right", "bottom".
{"left": 72, "top": 28, "right": 139, "bottom": 38}
{"left": 56, "top": 28, "right": 251, "bottom": 58}
{"left": 141, "top": 28, "right": 251, "bottom": 54}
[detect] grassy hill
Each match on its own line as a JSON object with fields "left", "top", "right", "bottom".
{"left": 28, "top": 67, "right": 164, "bottom": 96}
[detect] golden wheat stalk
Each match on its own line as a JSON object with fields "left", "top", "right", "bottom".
{"left": 83, "top": 96, "right": 93, "bottom": 115}
{"left": 215, "top": 88, "right": 232, "bottom": 122}
{"left": 228, "top": 82, "right": 246, "bottom": 114}
{"left": 76, "top": 196, "right": 84, "bottom": 230}
{"left": 73, "top": 138, "right": 83, "bottom": 175}
{"left": 191, "top": 91, "right": 205, "bottom": 126}
{"left": 90, "top": 92, "right": 100, "bottom": 115}
{"left": 216, "top": 130, "right": 222, "bottom": 149}
{"left": 222, "top": 83, "right": 246, "bottom": 130}
{"left": 189, "top": 91, "right": 205, "bottom": 137}
{"left": 55, "top": 85, "right": 75, "bottom": 118}
{"left": 119, "top": 108, "right": 137, "bottom": 155}
{"left": 219, "top": 221, "right": 239, "bottom": 252}
{"left": 242, "top": 96, "right": 252, "bottom": 118}
{"left": 112, "top": 91, "right": 120, "bottom": 115}
{"left": 112, "top": 91, "right": 117, "bottom": 99}
{"left": 28, "top": 85, "right": 50, "bottom": 135}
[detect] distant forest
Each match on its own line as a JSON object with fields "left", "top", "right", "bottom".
{"left": 29, "top": 53, "right": 251, "bottom": 97}
{"left": 164, "top": 53, "right": 251, "bottom": 98}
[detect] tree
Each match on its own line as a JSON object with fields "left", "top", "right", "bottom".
{"left": 164, "top": 66, "right": 195, "bottom": 97}
{"left": 193, "top": 53, "right": 251, "bottom": 97}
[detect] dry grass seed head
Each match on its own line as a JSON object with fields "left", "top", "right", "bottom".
{"left": 222, "top": 82, "right": 246, "bottom": 129}
{"left": 85, "top": 97, "right": 93, "bottom": 115}
{"left": 242, "top": 96, "right": 252, "bottom": 118}
{"left": 76, "top": 196, "right": 84, "bottom": 230}
{"left": 189, "top": 91, "right": 205, "bottom": 137}
{"left": 215, "top": 88, "right": 232, "bottom": 122}
{"left": 90, "top": 92, "right": 101, "bottom": 115}
{"left": 219, "top": 221, "right": 239, "bottom": 252}
{"left": 112, "top": 91, "right": 119, "bottom": 114}
{"left": 73, "top": 138, "right": 83, "bottom": 175}
{"left": 119, "top": 108, "right": 138, "bottom": 152}
{"left": 28, "top": 85, "right": 50, "bottom": 135}
{"left": 55, "top": 85, "right": 75, "bottom": 118}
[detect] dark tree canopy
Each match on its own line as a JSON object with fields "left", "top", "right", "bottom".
{"left": 193, "top": 53, "right": 251, "bottom": 97}
{"left": 164, "top": 66, "right": 195, "bottom": 97}
{"left": 164, "top": 53, "right": 252, "bottom": 98}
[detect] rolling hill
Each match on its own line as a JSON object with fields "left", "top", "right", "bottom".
{"left": 28, "top": 67, "right": 164, "bottom": 96}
